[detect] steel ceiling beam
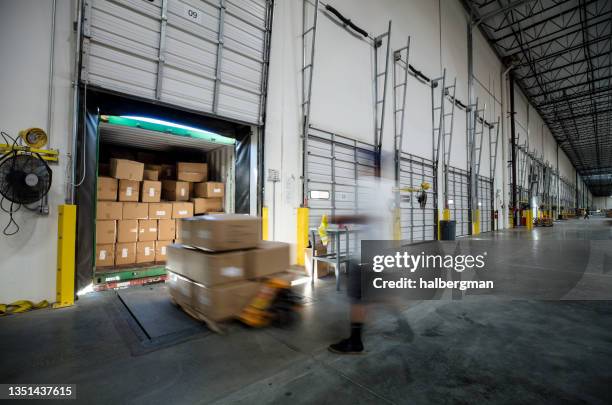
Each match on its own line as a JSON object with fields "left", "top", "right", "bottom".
{"left": 473, "top": 0, "right": 536, "bottom": 27}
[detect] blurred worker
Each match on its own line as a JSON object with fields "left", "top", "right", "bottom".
{"left": 327, "top": 177, "right": 394, "bottom": 354}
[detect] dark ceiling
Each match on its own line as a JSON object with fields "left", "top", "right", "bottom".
{"left": 462, "top": 0, "right": 612, "bottom": 197}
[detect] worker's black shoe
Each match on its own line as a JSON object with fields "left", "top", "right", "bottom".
{"left": 328, "top": 338, "right": 364, "bottom": 354}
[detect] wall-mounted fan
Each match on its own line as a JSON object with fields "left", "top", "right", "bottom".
{"left": 0, "top": 131, "right": 52, "bottom": 236}
{"left": 0, "top": 154, "right": 52, "bottom": 204}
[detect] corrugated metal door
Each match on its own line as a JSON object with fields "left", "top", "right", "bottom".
{"left": 477, "top": 175, "right": 493, "bottom": 233}
{"left": 306, "top": 127, "right": 377, "bottom": 247}
{"left": 81, "top": 0, "right": 271, "bottom": 125}
{"left": 448, "top": 166, "right": 470, "bottom": 237}
{"left": 398, "top": 152, "right": 436, "bottom": 241}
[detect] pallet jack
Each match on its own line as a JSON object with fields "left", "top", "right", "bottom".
{"left": 239, "top": 277, "right": 302, "bottom": 328}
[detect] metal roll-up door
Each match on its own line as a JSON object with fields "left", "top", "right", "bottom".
{"left": 477, "top": 175, "right": 493, "bottom": 233}
{"left": 398, "top": 152, "right": 436, "bottom": 241}
{"left": 448, "top": 166, "right": 470, "bottom": 237}
{"left": 81, "top": 0, "right": 270, "bottom": 125}
{"left": 306, "top": 127, "right": 377, "bottom": 250}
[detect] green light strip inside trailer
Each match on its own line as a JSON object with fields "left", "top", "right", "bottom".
{"left": 102, "top": 115, "right": 236, "bottom": 145}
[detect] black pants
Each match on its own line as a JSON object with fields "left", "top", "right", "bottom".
{"left": 347, "top": 257, "right": 363, "bottom": 303}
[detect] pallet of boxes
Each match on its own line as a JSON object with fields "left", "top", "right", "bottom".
{"left": 166, "top": 215, "right": 292, "bottom": 333}
{"left": 95, "top": 158, "right": 225, "bottom": 279}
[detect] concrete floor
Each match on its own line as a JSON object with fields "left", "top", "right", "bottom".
{"left": 1, "top": 218, "right": 612, "bottom": 404}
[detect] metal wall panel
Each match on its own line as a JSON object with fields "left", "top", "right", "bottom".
{"left": 82, "top": 0, "right": 270, "bottom": 125}
{"left": 306, "top": 127, "right": 377, "bottom": 251}
{"left": 448, "top": 167, "right": 470, "bottom": 237}
{"left": 398, "top": 153, "right": 436, "bottom": 241}
{"left": 477, "top": 175, "right": 493, "bottom": 233}
{"left": 82, "top": 0, "right": 161, "bottom": 99}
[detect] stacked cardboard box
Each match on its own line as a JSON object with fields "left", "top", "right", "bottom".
{"left": 167, "top": 215, "right": 290, "bottom": 322}
{"left": 95, "top": 158, "right": 219, "bottom": 269}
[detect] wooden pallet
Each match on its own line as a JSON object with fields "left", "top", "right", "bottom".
{"left": 170, "top": 297, "right": 225, "bottom": 334}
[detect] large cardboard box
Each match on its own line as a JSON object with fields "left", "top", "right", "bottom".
{"left": 155, "top": 240, "right": 173, "bottom": 262}
{"left": 97, "top": 177, "right": 118, "bottom": 201}
{"left": 97, "top": 202, "right": 122, "bottom": 220}
{"left": 172, "top": 202, "right": 194, "bottom": 219}
{"left": 143, "top": 169, "right": 159, "bottom": 181}
{"left": 167, "top": 271, "right": 261, "bottom": 322}
{"left": 158, "top": 219, "right": 176, "bottom": 241}
{"left": 148, "top": 202, "right": 172, "bottom": 220}
{"left": 96, "top": 244, "right": 115, "bottom": 267}
{"left": 122, "top": 202, "right": 148, "bottom": 220}
{"left": 180, "top": 214, "right": 260, "bottom": 252}
{"left": 245, "top": 241, "right": 290, "bottom": 279}
{"left": 177, "top": 162, "right": 207, "bottom": 182}
{"left": 117, "top": 219, "right": 139, "bottom": 243}
{"left": 138, "top": 219, "right": 158, "bottom": 242}
{"left": 166, "top": 244, "right": 246, "bottom": 286}
{"left": 162, "top": 180, "right": 190, "bottom": 201}
{"left": 115, "top": 243, "right": 136, "bottom": 266}
{"left": 118, "top": 179, "right": 140, "bottom": 202}
{"left": 96, "top": 220, "right": 116, "bottom": 244}
{"left": 136, "top": 241, "right": 156, "bottom": 264}
{"left": 141, "top": 180, "right": 161, "bottom": 203}
{"left": 110, "top": 158, "right": 144, "bottom": 181}
{"left": 194, "top": 182, "right": 224, "bottom": 198}
{"left": 192, "top": 198, "right": 223, "bottom": 214}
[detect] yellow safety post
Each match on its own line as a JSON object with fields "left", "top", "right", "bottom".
{"left": 262, "top": 206, "right": 269, "bottom": 241}
{"left": 54, "top": 205, "right": 76, "bottom": 309}
{"left": 296, "top": 207, "right": 309, "bottom": 266}
{"left": 473, "top": 209, "right": 480, "bottom": 235}
{"left": 526, "top": 210, "right": 533, "bottom": 231}
{"left": 393, "top": 208, "right": 401, "bottom": 240}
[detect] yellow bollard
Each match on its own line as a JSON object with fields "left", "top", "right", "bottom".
{"left": 296, "top": 208, "right": 309, "bottom": 266}
{"left": 54, "top": 205, "right": 76, "bottom": 309}
{"left": 526, "top": 210, "right": 533, "bottom": 230}
{"left": 473, "top": 209, "right": 480, "bottom": 235}
{"left": 262, "top": 206, "right": 269, "bottom": 241}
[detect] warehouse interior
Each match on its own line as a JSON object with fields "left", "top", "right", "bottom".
{"left": 1, "top": 0, "right": 612, "bottom": 403}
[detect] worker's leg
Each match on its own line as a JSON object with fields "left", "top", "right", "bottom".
{"left": 329, "top": 258, "right": 365, "bottom": 354}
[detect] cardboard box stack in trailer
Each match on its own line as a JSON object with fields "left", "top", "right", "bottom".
{"left": 192, "top": 198, "right": 223, "bottom": 214}
{"left": 162, "top": 180, "right": 190, "bottom": 201}
{"left": 177, "top": 162, "right": 208, "bottom": 183}
{"left": 118, "top": 179, "right": 140, "bottom": 202}
{"left": 110, "top": 159, "right": 144, "bottom": 181}
{"left": 166, "top": 214, "right": 293, "bottom": 324}
{"left": 97, "top": 177, "right": 118, "bottom": 201}
{"left": 194, "top": 182, "right": 224, "bottom": 198}
{"left": 141, "top": 180, "right": 162, "bottom": 203}
{"left": 95, "top": 157, "right": 227, "bottom": 270}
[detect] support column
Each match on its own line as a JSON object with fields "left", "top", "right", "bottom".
{"left": 509, "top": 73, "right": 518, "bottom": 227}
{"left": 467, "top": 21, "right": 477, "bottom": 235}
